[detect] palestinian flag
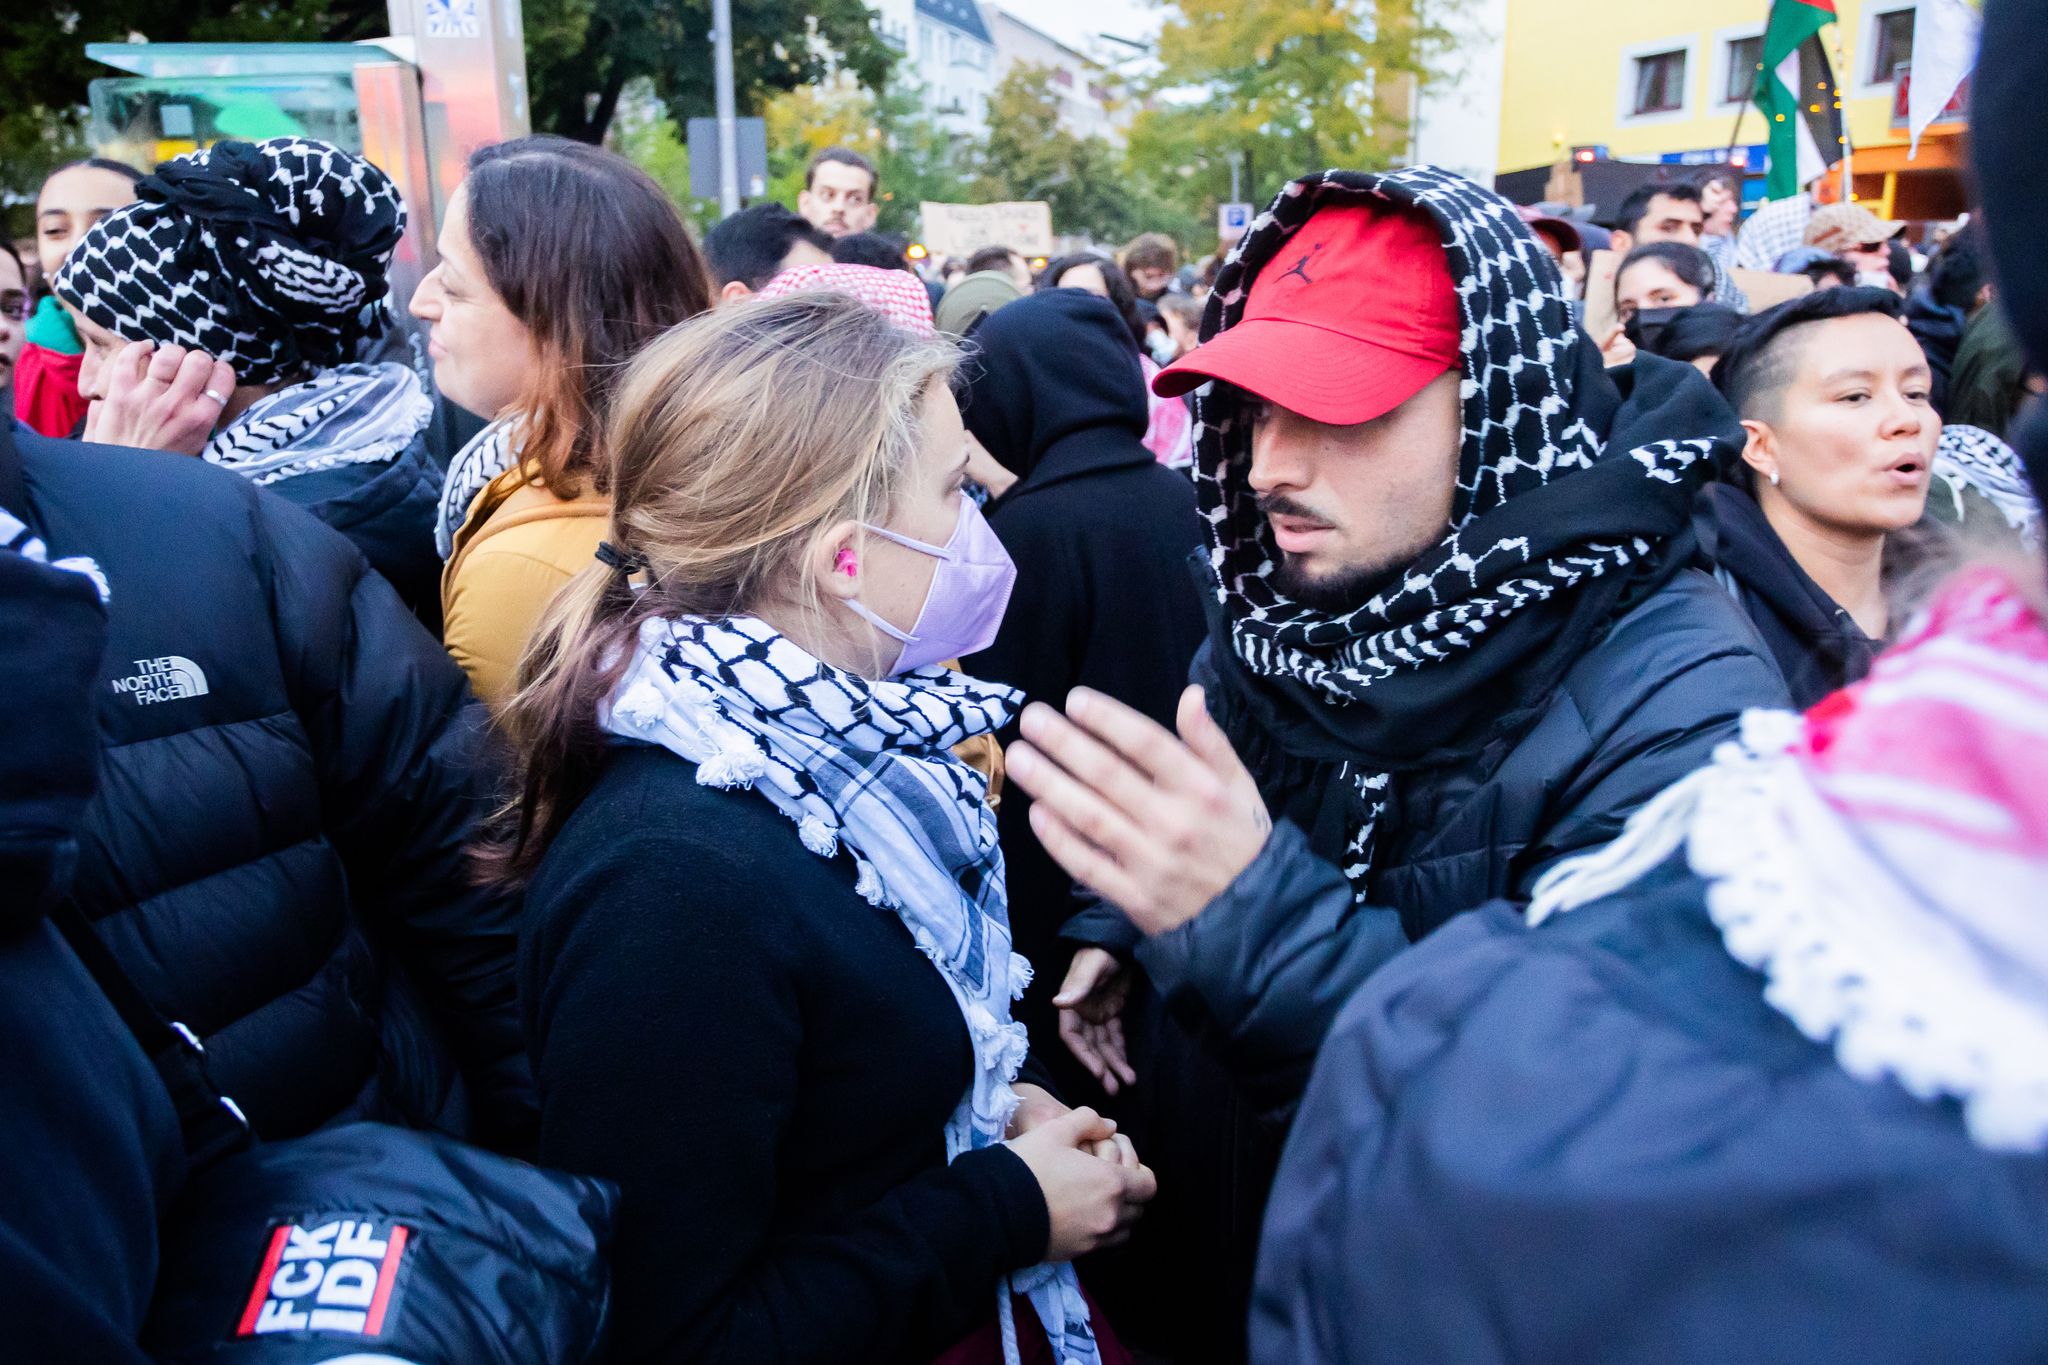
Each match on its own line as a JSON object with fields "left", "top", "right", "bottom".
{"left": 1754, "top": 0, "right": 1846, "bottom": 199}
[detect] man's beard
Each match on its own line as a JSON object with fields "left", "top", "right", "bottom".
{"left": 1259, "top": 493, "right": 1411, "bottom": 613}
{"left": 1272, "top": 552, "right": 1408, "bottom": 614}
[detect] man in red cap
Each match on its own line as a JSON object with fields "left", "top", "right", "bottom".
{"left": 1008, "top": 166, "right": 1786, "bottom": 1168}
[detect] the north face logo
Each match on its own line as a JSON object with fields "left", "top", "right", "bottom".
{"left": 237, "top": 1218, "right": 413, "bottom": 1337}
{"left": 111, "top": 655, "right": 209, "bottom": 705}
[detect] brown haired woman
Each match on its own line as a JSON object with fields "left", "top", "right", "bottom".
{"left": 492, "top": 293, "right": 1152, "bottom": 1363}
{"left": 411, "top": 135, "right": 714, "bottom": 706}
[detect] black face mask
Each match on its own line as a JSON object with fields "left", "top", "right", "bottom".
{"left": 1624, "top": 306, "right": 1686, "bottom": 354}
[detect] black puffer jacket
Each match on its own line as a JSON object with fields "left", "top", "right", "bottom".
{"left": 1137, "top": 567, "right": 1787, "bottom": 1116}
{"left": 9, "top": 420, "right": 531, "bottom": 1147}
{"left": 0, "top": 517, "right": 180, "bottom": 1365}
{"left": 273, "top": 431, "right": 445, "bottom": 630}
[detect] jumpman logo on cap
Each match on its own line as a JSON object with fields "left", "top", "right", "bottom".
{"left": 1278, "top": 242, "right": 1324, "bottom": 286}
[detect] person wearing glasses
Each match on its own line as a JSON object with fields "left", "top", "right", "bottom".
{"left": 0, "top": 243, "right": 27, "bottom": 413}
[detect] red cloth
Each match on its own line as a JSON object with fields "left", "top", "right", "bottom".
{"left": 12, "top": 343, "right": 89, "bottom": 439}
{"left": 931, "top": 1286, "right": 1133, "bottom": 1365}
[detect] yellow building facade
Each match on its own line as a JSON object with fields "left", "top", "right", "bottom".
{"left": 1498, "top": 0, "right": 1968, "bottom": 220}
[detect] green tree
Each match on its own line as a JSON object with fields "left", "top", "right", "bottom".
{"left": 977, "top": 64, "right": 1186, "bottom": 246}
{"left": 525, "top": 0, "right": 897, "bottom": 144}
{"left": 1125, "top": 0, "right": 1455, "bottom": 242}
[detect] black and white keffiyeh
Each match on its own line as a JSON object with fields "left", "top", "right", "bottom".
{"left": 1194, "top": 167, "right": 1739, "bottom": 901}
{"left": 53, "top": 138, "right": 404, "bottom": 387}
{"left": 1933, "top": 423, "right": 2042, "bottom": 544}
{"left": 203, "top": 361, "right": 431, "bottom": 487}
{"left": 0, "top": 506, "right": 107, "bottom": 603}
{"left": 435, "top": 417, "right": 519, "bottom": 559}
{"left": 603, "top": 616, "right": 1101, "bottom": 1365}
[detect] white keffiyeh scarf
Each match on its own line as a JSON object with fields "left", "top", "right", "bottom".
{"left": 204, "top": 362, "right": 431, "bottom": 488}
{"left": 603, "top": 614, "right": 1101, "bottom": 1364}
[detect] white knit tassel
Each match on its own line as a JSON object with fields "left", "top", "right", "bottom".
{"left": 1526, "top": 708, "right": 1803, "bottom": 928}
{"left": 998, "top": 1285, "right": 1022, "bottom": 1365}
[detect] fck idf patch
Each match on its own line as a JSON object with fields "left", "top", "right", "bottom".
{"left": 236, "top": 1218, "right": 413, "bottom": 1338}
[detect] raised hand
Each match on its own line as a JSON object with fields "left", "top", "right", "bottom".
{"left": 1006, "top": 684, "right": 1270, "bottom": 938}
{"left": 84, "top": 341, "right": 236, "bottom": 456}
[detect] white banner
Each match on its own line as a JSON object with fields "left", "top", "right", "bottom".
{"left": 919, "top": 201, "right": 1055, "bottom": 258}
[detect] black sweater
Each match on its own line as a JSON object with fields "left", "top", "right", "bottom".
{"left": 520, "top": 745, "right": 1051, "bottom": 1364}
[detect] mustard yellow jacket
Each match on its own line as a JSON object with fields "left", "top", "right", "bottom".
{"left": 441, "top": 465, "right": 609, "bottom": 710}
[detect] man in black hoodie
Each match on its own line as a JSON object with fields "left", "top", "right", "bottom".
{"left": 1005, "top": 167, "right": 1787, "bottom": 1119}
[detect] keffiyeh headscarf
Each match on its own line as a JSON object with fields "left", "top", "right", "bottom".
{"left": 757, "top": 263, "right": 937, "bottom": 336}
{"left": 1530, "top": 567, "right": 2048, "bottom": 1153}
{"left": 1194, "top": 167, "right": 1741, "bottom": 902}
{"left": 53, "top": 138, "right": 404, "bottom": 387}
{"left": 603, "top": 617, "right": 1101, "bottom": 1364}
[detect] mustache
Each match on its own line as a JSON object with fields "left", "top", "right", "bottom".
{"left": 1256, "top": 494, "right": 1334, "bottom": 527}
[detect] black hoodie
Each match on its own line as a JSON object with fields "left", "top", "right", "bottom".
{"left": 959, "top": 289, "right": 1207, "bottom": 995}
{"left": 1696, "top": 481, "right": 1879, "bottom": 708}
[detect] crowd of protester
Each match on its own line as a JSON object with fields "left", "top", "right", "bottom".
{"left": 5, "top": 5, "right": 2047, "bottom": 1359}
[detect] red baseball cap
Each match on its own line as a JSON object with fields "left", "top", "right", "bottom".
{"left": 1153, "top": 203, "right": 1461, "bottom": 425}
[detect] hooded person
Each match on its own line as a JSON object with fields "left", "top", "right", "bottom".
{"left": 1005, "top": 165, "right": 1788, "bottom": 1112}
{"left": 953, "top": 290, "right": 1212, "bottom": 1358}
{"left": 1001, "top": 167, "right": 1787, "bottom": 1354}
{"left": 52, "top": 139, "right": 443, "bottom": 622}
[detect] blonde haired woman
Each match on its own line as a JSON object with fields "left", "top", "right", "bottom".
{"left": 491, "top": 294, "right": 1150, "bottom": 1364}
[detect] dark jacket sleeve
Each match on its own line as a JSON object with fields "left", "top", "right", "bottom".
{"left": 1137, "top": 637, "right": 1788, "bottom": 1122}
{"left": 1137, "top": 819, "right": 1406, "bottom": 1118}
{"left": 528, "top": 831, "right": 1050, "bottom": 1365}
{"left": 256, "top": 493, "right": 533, "bottom": 1147}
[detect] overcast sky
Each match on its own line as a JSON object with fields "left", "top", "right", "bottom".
{"left": 996, "top": 0, "right": 1163, "bottom": 57}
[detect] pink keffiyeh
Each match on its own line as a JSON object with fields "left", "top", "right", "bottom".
{"left": 1532, "top": 566, "right": 2048, "bottom": 1151}
{"left": 757, "top": 263, "right": 936, "bottom": 337}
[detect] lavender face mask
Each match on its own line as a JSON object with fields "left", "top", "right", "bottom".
{"left": 848, "top": 497, "right": 1019, "bottom": 675}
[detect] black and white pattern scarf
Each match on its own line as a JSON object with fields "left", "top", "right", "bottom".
{"left": 435, "top": 417, "right": 519, "bottom": 560}
{"left": 53, "top": 138, "right": 405, "bottom": 387}
{"left": 204, "top": 361, "right": 431, "bottom": 487}
{"left": 603, "top": 616, "right": 1101, "bottom": 1365}
{"left": 1195, "top": 167, "right": 1736, "bottom": 901}
{"left": 1934, "top": 423, "right": 2042, "bottom": 544}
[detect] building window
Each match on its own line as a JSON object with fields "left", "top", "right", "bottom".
{"left": 1724, "top": 35, "right": 1762, "bottom": 105}
{"left": 1870, "top": 8, "right": 1915, "bottom": 84}
{"left": 1631, "top": 49, "right": 1687, "bottom": 115}
{"left": 1052, "top": 67, "right": 1074, "bottom": 88}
